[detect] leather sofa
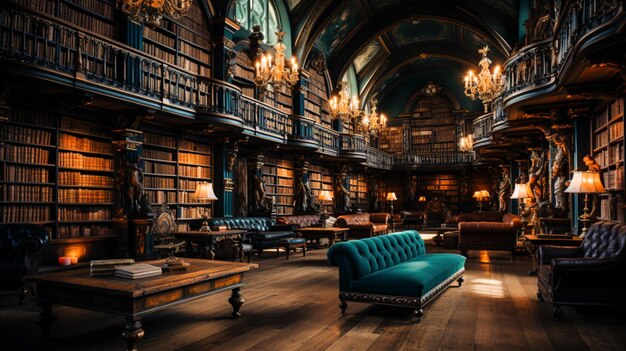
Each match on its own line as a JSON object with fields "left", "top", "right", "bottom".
{"left": 448, "top": 211, "right": 507, "bottom": 225}
{"left": 537, "top": 220, "right": 626, "bottom": 318}
{"left": 327, "top": 230, "right": 466, "bottom": 322}
{"left": 399, "top": 211, "right": 423, "bottom": 228}
{"left": 275, "top": 214, "right": 321, "bottom": 229}
{"left": 458, "top": 213, "right": 521, "bottom": 258}
{"left": 208, "top": 217, "right": 294, "bottom": 256}
{"left": 0, "top": 224, "right": 49, "bottom": 304}
{"left": 335, "top": 213, "right": 390, "bottom": 239}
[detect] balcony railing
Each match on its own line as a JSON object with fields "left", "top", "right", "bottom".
{"left": 339, "top": 133, "right": 366, "bottom": 157}
{"left": 393, "top": 152, "right": 475, "bottom": 167}
{"left": 240, "top": 95, "right": 290, "bottom": 139}
{"left": 502, "top": 38, "right": 555, "bottom": 101}
{"left": 365, "top": 146, "right": 393, "bottom": 170}
{"left": 472, "top": 112, "right": 493, "bottom": 145}
{"left": 313, "top": 125, "right": 340, "bottom": 153}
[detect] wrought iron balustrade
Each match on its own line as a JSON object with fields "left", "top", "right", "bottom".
{"left": 502, "top": 39, "right": 555, "bottom": 100}
{"left": 365, "top": 146, "right": 393, "bottom": 170}
{"left": 313, "top": 125, "right": 340, "bottom": 152}
{"left": 393, "top": 152, "right": 475, "bottom": 167}
{"left": 472, "top": 112, "right": 494, "bottom": 144}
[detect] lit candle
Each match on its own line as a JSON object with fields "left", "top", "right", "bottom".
{"left": 70, "top": 256, "right": 78, "bottom": 265}
{"left": 58, "top": 257, "right": 71, "bottom": 266}
{"left": 493, "top": 65, "right": 500, "bottom": 76}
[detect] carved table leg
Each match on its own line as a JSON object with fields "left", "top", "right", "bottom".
{"left": 208, "top": 238, "right": 216, "bottom": 260}
{"left": 339, "top": 299, "right": 347, "bottom": 314}
{"left": 229, "top": 287, "right": 244, "bottom": 318}
{"left": 122, "top": 317, "right": 144, "bottom": 351}
{"left": 37, "top": 302, "right": 57, "bottom": 340}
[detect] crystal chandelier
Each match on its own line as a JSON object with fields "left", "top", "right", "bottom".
{"left": 463, "top": 46, "right": 505, "bottom": 113}
{"left": 459, "top": 134, "right": 474, "bottom": 152}
{"left": 254, "top": 31, "right": 299, "bottom": 90}
{"left": 117, "top": 0, "right": 192, "bottom": 27}
{"left": 361, "top": 100, "right": 387, "bottom": 136}
{"left": 330, "top": 81, "right": 362, "bottom": 122}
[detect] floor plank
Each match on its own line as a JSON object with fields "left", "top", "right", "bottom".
{"left": 1, "top": 240, "right": 625, "bottom": 351}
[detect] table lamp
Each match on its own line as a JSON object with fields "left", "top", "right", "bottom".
{"left": 510, "top": 182, "right": 535, "bottom": 231}
{"left": 318, "top": 190, "right": 333, "bottom": 227}
{"left": 193, "top": 181, "right": 218, "bottom": 232}
{"left": 418, "top": 196, "right": 426, "bottom": 203}
{"left": 565, "top": 171, "right": 606, "bottom": 236}
{"left": 472, "top": 190, "right": 489, "bottom": 211}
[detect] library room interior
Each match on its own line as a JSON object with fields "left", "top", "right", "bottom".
{"left": 1, "top": 0, "right": 626, "bottom": 350}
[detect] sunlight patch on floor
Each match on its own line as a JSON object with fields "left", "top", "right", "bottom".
{"left": 470, "top": 278, "right": 505, "bottom": 298}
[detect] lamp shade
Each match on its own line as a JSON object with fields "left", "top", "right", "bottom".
{"left": 318, "top": 190, "right": 333, "bottom": 202}
{"left": 386, "top": 192, "right": 398, "bottom": 201}
{"left": 565, "top": 171, "right": 606, "bottom": 193}
{"left": 472, "top": 191, "right": 482, "bottom": 199}
{"left": 193, "top": 182, "right": 218, "bottom": 201}
{"left": 510, "top": 183, "right": 534, "bottom": 199}
{"left": 480, "top": 190, "right": 490, "bottom": 198}
{"left": 418, "top": 196, "right": 426, "bottom": 202}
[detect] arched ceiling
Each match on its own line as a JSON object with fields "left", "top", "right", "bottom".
{"left": 286, "top": 0, "right": 520, "bottom": 114}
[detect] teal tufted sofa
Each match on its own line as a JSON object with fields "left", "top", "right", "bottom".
{"left": 327, "top": 230, "right": 466, "bottom": 322}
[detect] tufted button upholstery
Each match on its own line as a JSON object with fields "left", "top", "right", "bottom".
{"left": 275, "top": 214, "right": 321, "bottom": 228}
{"left": 209, "top": 217, "right": 295, "bottom": 255}
{"left": 536, "top": 221, "right": 626, "bottom": 315}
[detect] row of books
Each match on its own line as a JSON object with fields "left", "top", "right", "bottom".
{"left": 144, "top": 161, "right": 176, "bottom": 175}
{"left": 8, "top": 109, "right": 55, "bottom": 127}
{"left": 603, "top": 168, "right": 624, "bottom": 190}
{"left": 144, "top": 176, "right": 175, "bottom": 189}
{"left": 178, "top": 179, "right": 204, "bottom": 191}
{"left": 15, "top": 0, "right": 56, "bottom": 14}
{"left": 59, "top": 5, "right": 115, "bottom": 37}
{"left": 1, "top": 185, "right": 53, "bottom": 202}
{"left": 1, "top": 205, "right": 51, "bottom": 222}
{"left": 144, "top": 27, "right": 176, "bottom": 47}
{"left": 4, "top": 145, "right": 50, "bottom": 164}
{"left": 179, "top": 165, "right": 210, "bottom": 178}
{"left": 143, "top": 148, "right": 174, "bottom": 161}
{"left": 264, "top": 185, "right": 294, "bottom": 195}
{"left": 177, "top": 56, "right": 211, "bottom": 76}
{"left": 60, "top": 134, "right": 112, "bottom": 154}
{"left": 177, "top": 206, "right": 210, "bottom": 219}
{"left": 4, "top": 165, "right": 49, "bottom": 183}
{"left": 90, "top": 258, "right": 134, "bottom": 277}
{"left": 3, "top": 125, "right": 53, "bottom": 145}
{"left": 146, "top": 190, "right": 177, "bottom": 205}
{"left": 144, "top": 134, "right": 177, "bottom": 148}
{"left": 179, "top": 41, "right": 210, "bottom": 62}
{"left": 58, "top": 207, "right": 111, "bottom": 221}
{"left": 143, "top": 43, "right": 176, "bottom": 65}
{"left": 177, "top": 191, "right": 208, "bottom": 204}
{"left": 59, "top": 152, "right": 112, "bottom": 170}
{"left": 58, "top": 171, "right": 112, "bottom": 186}
{"left": 179, "top": 140, "right": 211, "bottom": 154}
{"left": 58, "top": 224, "right": 109, "bottom": 239}
{"left": 179, "top": 152, "right": 211, "bottom": 165}
{"left": 58, "top": 189, "right": 112, "bottom": 203}
{"left": 595, "top": 129, "right": 610, "bottom": 149}
{"left": 609, "top": 121, "right": 624, "bottom": 140}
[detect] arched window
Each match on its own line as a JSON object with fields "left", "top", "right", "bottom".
{"left": 234, "top": 0, "right": 280, "bottom": 44}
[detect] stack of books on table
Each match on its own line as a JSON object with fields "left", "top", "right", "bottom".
{"left": 90, "top": 258, "right": 135, "bottom": 277}
{"left": 115, "top": 263, "right": 163, "bottom": 279}
{"left": 162, "top": 258, "right": 190, "bottom": 272}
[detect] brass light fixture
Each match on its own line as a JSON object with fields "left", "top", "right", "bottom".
{"left": 117, "top": 0, "right": 192, "bottom": 27}
{"left": 565, "top": 171, "right": 606, "bottom": 236}
{"left": 254, "top": 31, "right": 299, "bottom": 90}
{"left": 330, "top": 81, "right": 362, "bottom": 122}
{"left": 463, "top": 46, "right": 505, "bottom": 113}
{"left": 192, "top": 182, "right": 218, "bottom": 232}
{"left": 362, "top": 100, "right": 387, "bottom": 137}
{"left": 459, "top": 134, "right": 474, "bottom": 152}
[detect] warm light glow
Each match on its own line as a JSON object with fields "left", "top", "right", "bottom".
{"left": 459, "top": 134, "right": 474, "bottom": 152}
{"left": 361, "top": 100, "right": 387, "bottom": 137}
{"left": 463, "top": 46, "right": 505, "bottom": 113}
{"left": 193, "top": 182, "right": 218, "bottom": 201}
{"left": 480, "top": 190, "right": 490, "bottom": 198}
{"left": 565, "top": 171, "right": 606, "bottom": 193}
{"left": 510, "top": 183, "right": 534, "bottom": 199}
{"left": 330, "top": 81, "right": 363, "bottom": 122}
{"left": 386, "top": 192, "right": 398, "bottom": 201}
{"left": 317, "top": 190, "right": 333, "bottom": 202}
{"left": 418, "top": 196, "right": 426, "bottom": 202}
{"left": 117, "top": 0, "right": 192, "bottom": 27}
{"left": 254, "top": 31, "right": 299, "bottom": 90}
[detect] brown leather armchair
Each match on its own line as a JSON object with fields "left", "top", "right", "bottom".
{"left": 458, "top": 213, "right": 521, "bottom": 258}
{"left": 335, "top": 213, "right": 390, "bottom": 238}
{"left": 536, "top": 220, "right": 626, "bottom": 318}
{"left": 275, "top": 214, "right": 321, "bottom": 229}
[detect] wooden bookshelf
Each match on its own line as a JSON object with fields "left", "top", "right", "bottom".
{"left": 309, "top": 164, "right": 334, "bottom": 214}
{"left": 349, "top": 172, "right": 368, "bottom": 211}
{"left": 419, "top": 173, "right": 460, "bottom": 213}
{"left": 142, "top": 1, "right": 211, "bottom": 77}
{"left": 592, "top": 98, "right": 624, "bottom": 222}
{"left": 262, "top": 157, "right": 295, "bottom": 215}
{"left": 410, "top": 95, "right": 457, "bottom": 153}
{"left": 379, "top": 126, "right": 403, "bottom": 153}
{"left": 304, "top": 69, "right": 333, "bottom": 129}
{"left": 143, "top": 132, "right": 213, "bottom": 231}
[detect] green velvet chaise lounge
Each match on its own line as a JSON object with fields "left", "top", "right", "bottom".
{"left": 327, "top": 230, "right": 466, "bottom": 322}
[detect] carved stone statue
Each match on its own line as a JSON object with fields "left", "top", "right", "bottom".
{"left": 252, "top": 172, "right": 273, "bottom": 213}
{"left": 551, "top": 134, "right": 569, "bottom": 211}
{"left": 335, "top": 171, "right": 351, "bottom": 213}
{"left": 403, "top": 175, "right": 418, "bottom": 210}
{"left": 529, "top": 150, "right": 547, "bottom": 202}
{"left": 295, "top": 164, "right": 314, "bottom": 213}
{"left": 498, "top": 166, "right": 512, "bottom": 212}
{"left": 116, "top": 156, "right": 151, "bottom": 218}
{"left": 583, "top": 154, "right": 602, "bottom": 218}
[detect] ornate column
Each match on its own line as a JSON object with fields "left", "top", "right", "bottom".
{"left": 112, "top": 125, "right": 155, "bottom": 260}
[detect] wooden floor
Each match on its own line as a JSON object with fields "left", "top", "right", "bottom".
{"left": 1, "top": 239, "right": 625, "bottom": 351}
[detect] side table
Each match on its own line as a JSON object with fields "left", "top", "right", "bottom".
{"left": 523, "top": 234, "right": 583, "bottom": 275}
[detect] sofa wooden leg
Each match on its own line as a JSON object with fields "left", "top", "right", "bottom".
{"left": 457, "top": 277, "right": 464, "bottom": 287}
{"left": 303, "top": 245, "right": 307, "bottom": 257}
{"left": 414, "top": 308, "right": 424, "bottom": 323}
{"left": 339, "top": 299, "right": 347, "bottom": 314}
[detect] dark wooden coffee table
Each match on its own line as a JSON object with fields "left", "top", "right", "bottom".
{"left": 28, "top": 259, "right": 258, "bottom": 350}
{"left": 296, "top": 227, "right": 350, "bottom": 248}
{"left": 173, "top": 229, "right": 249, "bottom": 261}
{"left": 523, "top": 234, "right": 583, "bottom": 275}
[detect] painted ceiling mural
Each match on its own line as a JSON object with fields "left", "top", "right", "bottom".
{"left": 316, "top": 1, "right": 364, "bottom": 57}
{"left": 389, "top": 19, "right": 455, "bottom": 46}
{"left": 353, "top": 39, "right": 382, "bottom": 73}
